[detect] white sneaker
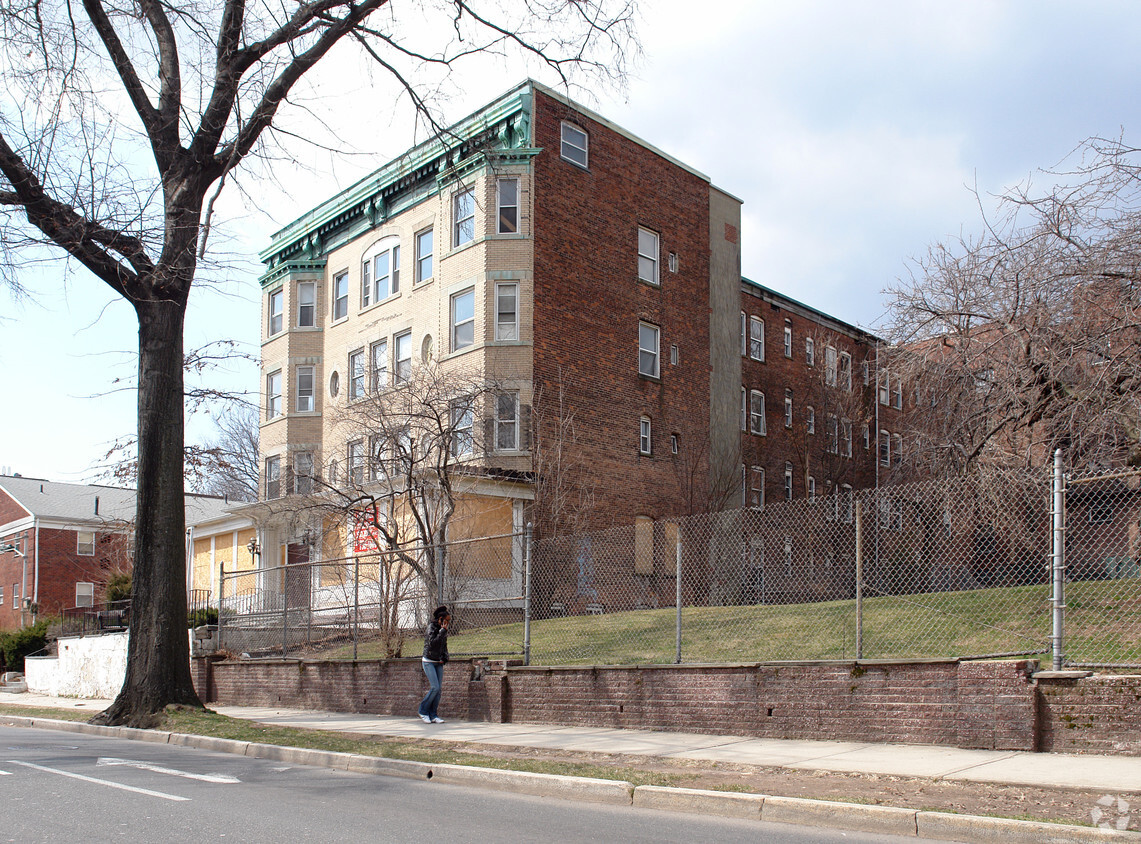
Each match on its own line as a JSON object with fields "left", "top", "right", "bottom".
{"left": 431, "top": 717, "right": 445, "bottom": 724}
{"left": 419, "top": 714, "right": 432, "bottom": 723}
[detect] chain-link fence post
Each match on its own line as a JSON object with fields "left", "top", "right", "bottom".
{"left": 353, "top": 556, "right": 360, "bottom": 662}
{"left": 1051, "top": 448, "right": 1067, "bottom": 671}
{"left": 523, "top": 522, "right": 532, "bottom": 666}
{"left": 217, "top": 562, "right": 224, "bottom": 653}
{"left": 674, "top": 532, "right": 682, "bottom": 664}
{"left": 282, "top": 561, "right": 289, "bottom": 660}
{"left": 855, "top": 499, "right": 864, "bottom": 660}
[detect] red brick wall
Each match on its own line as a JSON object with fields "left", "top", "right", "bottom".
{"left": 1037, "top": 674, "right": 1141, "bottom": 755}
{"left": 200, "top": 657, "right": 1067, "bottom": 752}
{"left": 530, "top": 90, "right": 713, "bottom": 528}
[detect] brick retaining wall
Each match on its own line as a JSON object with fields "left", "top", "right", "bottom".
{"left": 1037, "top": 673, "right": 1141, "bottom": 755}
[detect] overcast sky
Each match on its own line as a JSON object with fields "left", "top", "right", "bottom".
{"left": 3, "top": 0, "right": 1139, "bottom": 484}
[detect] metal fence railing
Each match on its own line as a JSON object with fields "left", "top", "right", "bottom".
{"left": 214, "top": 457, "right": 1141, "bottom": 668}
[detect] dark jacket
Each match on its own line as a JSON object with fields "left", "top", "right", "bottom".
{"left": 422, "top": 620, "right": 449, "bottom": 663}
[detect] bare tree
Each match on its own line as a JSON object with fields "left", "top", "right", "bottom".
{"left": 197, "top": 402, "right": 259, "bottom": 502}
{"left": 883, "top": 137, "right": 1141, "bottom": 476}
{"left": 530, "top": 370, "right": 595, "bottom": 537}
{"left": 0, "top": 0, "right": 635, "bottom": 726}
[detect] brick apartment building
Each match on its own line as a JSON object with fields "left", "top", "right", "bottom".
{"left": 0, "top": 475, "right": 235, "bottom": 630}
{"left": 253, "top": 80, "right": 904, "bottom": 577}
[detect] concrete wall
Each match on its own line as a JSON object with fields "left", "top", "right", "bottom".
{"left": 26, "top": 633, "right": 128, "bottom": 699}
{"left": 197, "top": 657, "right": 1141, "bottom": 755}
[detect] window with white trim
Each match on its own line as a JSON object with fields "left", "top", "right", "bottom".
{"left": 670, "top": 433, "right": 679, "bottom": 454}
{"left": 451, "top": 289, "right": 476, "bottom": 352}
{"left": 749, "top": 466, "right": 764, "bottom": 509}
{"left": 560, "top": 122, "right": 588, "bottom": 168}
{"left": 827, "top": 414, "right": 838, "bottom": 454}
{"left": 453, "top": 187, "right": 475, "bottom": 247}
{"left": 266, "top": 370, "right": 282, "bottom": 419}
{"left": 451, "top": 401, "right": 474, "bottom": 457}
{"left": 841, "top": 418, "right": 852, "bottom": 458}
{"left": 348, "top": 350, "right": 365, "bottom": 399}
{"left": 891, "top": 377, "right": 903, "bottom": 410}
{"left": 783, "top": 321, "right": 792, "bottom": 358}
{"left": 296, "top": 366, "right": 314, "bottom": 412}
{"left": 740, "top": 387, "right": 747, "bottom": 432}
{"left": 497, "top": 178, "right": 519, "bottom": 234}
{"left": 639, "top": 415, "right": 652, "bottom": 455}
{"left": 364, "top": 239, "right": 400, "bottom": 303}
{"left": 10, "top": 582, "right": 16, "bottom": 609}
{"left": 297, "top": 281, "right": 316, "bottom": 327}
{"left": 496, "top": 392, "right": 519, "bottom": 451}
{"left": 740, "top": 312, "right": 747, "bottom": 356}
{"left": 394, "top": 331, "right": 412, "bottom": 383}
{"left": 495, "top": 282, "right": 518, "bottom": 341}
{"left": 784, "top": 463, "right": 794, "bottom": 500}
{"left": 749, "top": 390, "right": 766, "bottom": 435}
{"left": 347, "top": 440, "right": 365, "bottom": 485}
{"left": 784, "top": 390, "right": 793, "bottom": 428}
{"left": 839, "top": 352, "right": 852, "bottom": 390}
{"left": 805, "top": 337, "right": 815, "bottom": 367}
{"left": 268, "top": 289, "right": 283, "bottom": 335}
{"left": 892, "top": 433, "right": 903, "bottom": 466}
{"left": 825, "top": 345, "right": 837, "bottom": 386}
{"left": 332, "top": 272, "right": 348, "bottom": 320}
{"left": 371, "top": 340, "right": 388, "bottom": 392}
{"left": 637, "top": 227, "right": 659, "bottom": 285}
{"left": 77, "top": 531, "right": 95, "bottom": 556}
{"left": 638, "top": 322, "right": 660, "bottom": 378}
{"left": 807, "top": 406, "right": 815, "bottom": 435}
{"left": 879, "top": 372, "right": 891, "bottom": 406}
{"left": 841, "top": 484, "right": 854, "bottom": 524}
{"left": 265, "top": 455, "right": 281, "bottom": 499}
{"left": 76, "top": 581, "right": 94, "bottom": 608}
{"left": 879, "top": 429, "right": 891, "bottom": 466}
{"left": 808, "top": 476, "right": 816, "bottom": 501}
{"left": 415, "top": 228, "right": 433, "bottom": 284}
{"left": 749, "top": 316, "right": 764, "bottom": 361}
{"left": 293, "top": 452, "right": 314, "bottom": 495}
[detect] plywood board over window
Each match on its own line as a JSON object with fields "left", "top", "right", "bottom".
{"left": 634, "top": 516, "right": 653, "bottom": 576}
{"left": 448, "top": 495, "right": 515, "bottom": 579}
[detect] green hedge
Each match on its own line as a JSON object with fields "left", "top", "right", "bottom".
{"left": 0, "top": 620, "right": 49, "bottom": 673}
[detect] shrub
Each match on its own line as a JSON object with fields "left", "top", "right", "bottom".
{"left": 105, "top": 571, "right": 132, "bottom": 604}
{"left": 187, "top": 607, "right": 218, "bottom": 628}
{"left": 0, "top": 619, "right": 50, "bottom": 673}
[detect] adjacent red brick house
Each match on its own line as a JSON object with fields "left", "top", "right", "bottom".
{"left": 0, "top": 475, "right": 233, "bottom": 630}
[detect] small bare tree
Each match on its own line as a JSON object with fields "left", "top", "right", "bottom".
{"left": 197, "top": 403, "right": 260, "bottom": 502}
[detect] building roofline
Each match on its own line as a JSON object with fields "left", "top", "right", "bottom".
{"left": 741, "top": 277, "right": 884, "bottom": 345}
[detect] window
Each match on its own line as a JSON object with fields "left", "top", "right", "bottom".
{"left": 496, "top": 283, "right": 518, "bottom": 341}
{"left": 841, "top": 484, "right": 854, "bottom": 524}
{"left": 367, "top": 241, "right": 400, "bottom": 302}
{"left": 268, "top": 289, "right": 283, "bottom": 335}
{"left": 639, "top": 416, "right": 652, "bottom": 455}
{"left": 76, "top": 582, "right": 94, "bottom": 608}
{"left": 784, "top": 390, "right": 793, "bottom": 428}
{"left": 345, "top": 440, "right": 364, "bottom": 485}
{"left": 560, "top": 121, "right": 588, "bottom": 168}
{"left": 453, "top": 187, "right": 475, "bottom": 247}
{"left": 784, "top": 463, "right": 794, "bottom": 500}
{"left": 749, "top": 466, "right": 764, "bottom": 509}
{"left": 879, "top": 372, "right": 891, "bottom": 406}
{"left": 864, "top": 424, "right": 871, "bottom": 450}
{"left": 749, "top": 316, "right": 765, "bottom": 361}
{"left": 332, "top": 272, "right": 348, "bottom": 320}
{"left": 825, "top": 345, "right": 837, "bottom": 386}
{"left": 784, "top": 322, "right": 793, "bottom": 358}
{"left": 497, "top": 178, "right": 519, "bottom": 234}
{"left": 668, "top": 252, "right": 678, "bottom": 273}
{"left": 637, "top": 227, "right": 659, "bottom": 285}
{"left": 805, "top": 337, "right": 815, "bottom": 367}
{"left": 891, "top": 378, "right": 903, "bottom": 410}
{"left": 862, "top": 361, "right": 870, "bottom": 386}
{"left": 879, "top": 430, "right": 891, "bottom": 466}
{"left": 329, "top": 371, "right": 340, "bottom": 398}
{"left": 892, "top": 433, "right": 903, "bottom": 466}
{"left": 296, "top": 366, "right": 314, "bottom": 412}
{"left": 638, "top": 322, "right": 660, "bottom": 378}
{"left": 394, "top": 331, "right": 412, "bottom": 383}
{"left": 784, "top": 537, "right": 793, "bottom": 575}
{"left": 371, "top": 340, "right": 388, "bottom": 392}
{"left": 451, "top": 401, "right": 474, "bottom": 457}
{"left": 76, "top": 531, "right": 95, "bottom": 556}
{"left": 670, "top": 344, "right": 679, "bottom": 365}
{"left": 827, "top": 414, "right": 838, "bottom": 454}
{"left": 841, "top": 418, "right": 852, "bottom": 458}
{"left": 634, "top": 516, "right": 653, "bottom": 576}
{"left": 451, "top": 289, "right": 476, "bottom": 352}
{"left": 839, "top": 353, "right": 852, "bottom": 390}
{"left": 293, "top": 452, "right": 314, "bottom": 495}
{"left": 808, "top": 476, "right": 816, "bottom": 502}
{"left": 0, "top": 585, "right": 3, "bottom": 605}
{"left": 749, "top": 390, "right": 766, "bottom": 435}
{"left": 670, "top": 433, "right": 679, "bottom": 454}
{"left": 740, "top": 312, "right": 747, "bottom": 356}
{"left": 415, "top": 229, "right": 433, "bottom": 283}
{"left": 297, "top": 282, "right": 316, "bottom": 327}
{"left": 740, "top": 387, "right": 747, "bottom": 432}
{"left": 265, "top": 455, "right": 281, "bottom": 499}
{"left": 348, "top": 350, "right": 365, "bottom": 399}
{"left": 496, "top": 392, "right": 519, "bottom": 451}
{"left": 266, "top": 371, "right": 282, "bottom": 419}
{"left": 807, "top": 406, "right": 815, "bottom": 435}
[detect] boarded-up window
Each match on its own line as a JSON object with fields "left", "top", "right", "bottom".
{"left": 192, "top": 538, "right": 213, "bottom": 591}
{"left": 448, "top": 496, "right": 514, "bottom": 579}
{"left": 634, "top": 516, "right": 653, "bottom": 576}
{"left": 662, "top": 521, "right": 679, "bottom": 575}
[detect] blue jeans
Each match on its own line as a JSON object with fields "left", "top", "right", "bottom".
{"left": 419, "top": 660, "right": 443, "bottom": 719}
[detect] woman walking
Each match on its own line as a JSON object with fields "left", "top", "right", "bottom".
{"left": 418, "top": 605, "right": 450, "bottom": 724}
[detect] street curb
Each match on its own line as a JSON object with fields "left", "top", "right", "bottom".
{"left": 3, "top": 714, "right": 1140, "bottom": 842}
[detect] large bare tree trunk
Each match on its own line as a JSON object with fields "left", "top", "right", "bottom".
{"left": 94, "top": 297, "right": 201, "bottom": 726}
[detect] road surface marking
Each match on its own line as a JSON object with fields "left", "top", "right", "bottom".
{"left": 7, "top": 760, "right": 189, "bottom": 801}
{"left": 97, "top": 757, "right": 240, "bottom": 784}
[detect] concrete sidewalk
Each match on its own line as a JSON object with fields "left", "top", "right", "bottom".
{"left": 4, "top": 689, "right": 1139, "bottom": 793}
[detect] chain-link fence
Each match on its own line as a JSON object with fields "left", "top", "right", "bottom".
{"left": 214, "top": 460, "right": 1141, "bottom": 668}
{"left": 217, "top": 531, "right": 526, "bottom": 660}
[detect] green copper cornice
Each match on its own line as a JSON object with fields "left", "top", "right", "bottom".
{"left": 260, "top": 82, "right": 536, "bottom": 270}
{"left": 259, "top": 258, "right": 328, "bottom": 289}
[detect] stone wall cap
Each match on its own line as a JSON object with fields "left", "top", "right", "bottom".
{"left": 1033, "top": 670, "right": 1094, "bottom": 680}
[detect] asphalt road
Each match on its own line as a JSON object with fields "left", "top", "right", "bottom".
{"left": 0, "top": 725, "right": 940, "bottom": 843}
